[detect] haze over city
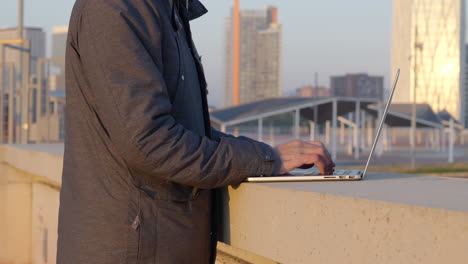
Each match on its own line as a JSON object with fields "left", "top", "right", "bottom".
{"left": 2, "top": 1, "right": 468, "bottom": 263}
{"left": 0, "top": 0, "right": 396, "bottom": 107}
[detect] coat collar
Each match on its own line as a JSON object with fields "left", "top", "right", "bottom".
{"left": 178, "top": 0, "right": 208, "bottom": 21}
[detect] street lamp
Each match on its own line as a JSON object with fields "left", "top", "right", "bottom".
{"left": 18, "top": 0, "right": 26, "bottom": 144}
{"left": 411, "top": 27, "right": 423, "bottom": 169}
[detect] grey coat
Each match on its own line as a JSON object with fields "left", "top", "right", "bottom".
{"left": 57, "top": 0, "right": 280, "bottom": 263}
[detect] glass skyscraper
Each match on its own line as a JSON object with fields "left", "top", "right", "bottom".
{"left": 392, "top": 0, "right": 466, "bottom": 126}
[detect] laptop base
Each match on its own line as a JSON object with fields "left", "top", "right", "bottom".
{"left": 245, "top": 169, "right": 362, "bottom": 183}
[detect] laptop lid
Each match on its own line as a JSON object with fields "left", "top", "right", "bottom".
{"left": 361, "top": 69, "right": 400, "bottom": 179}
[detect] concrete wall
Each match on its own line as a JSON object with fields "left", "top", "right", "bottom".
{"left": 222, "top": 175, "right": 468, "bottom": 264}
{"left": 31, "top": 183, "right": 60, "bottom": 264}
{"left": 2, "top": 144, "right": 468, "bottom": 264}
{"left": 0, "top": 164, "right": 32, "bottom": 264}
{"left": 0, "top": 145, "right": 62, "bottom": 264}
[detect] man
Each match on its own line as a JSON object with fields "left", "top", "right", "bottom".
{"left": 57, "top": 0, "right": 335, "bottom": 263}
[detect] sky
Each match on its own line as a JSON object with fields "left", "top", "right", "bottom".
{"left": 1, "top": 0, "right": 395, "bottom": 107}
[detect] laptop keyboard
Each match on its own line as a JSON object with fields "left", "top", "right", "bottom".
{"left": 290, "top": 168, "right": 359, "bottom": 176}
{"left": 334, "top": 170, "right": 353, "bottom": 175}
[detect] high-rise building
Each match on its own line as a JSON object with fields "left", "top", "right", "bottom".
{"left": 392, "top": 0, "right": 466, "bottom": 126}
{"left": 0, "top": 27, "right": 46, "bottom": 75}
{"left": 224, "top": 1, "right": 282, "bottom": 107}
{"left": 51, "top": 26, "right": 68, "bottom": 60}
{"left": 27, "top": 26, "right": 68, "bottom": 143}
{"left": 331, "top": 74, "right": 384, "bottom": 100}
{"left": 51, "top": 26, "right": 68, "bottom": 76}
{"left": 465, "top": 44, "right": 468, "bottom": 127}
{"left": 0, "top": 27, "right": 46, "bottom": 143}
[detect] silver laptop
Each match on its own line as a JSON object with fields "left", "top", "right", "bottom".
{"left": 246, "top": 69, "right": 400, "bottom": 183}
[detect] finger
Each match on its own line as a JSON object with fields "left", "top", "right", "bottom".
{"left": 307, "top": 141, "right": 334, "bottom": 162}
{"left": 304, "top": 141, "right": 331, "bottom": 159}
{"left": 313, "top": 143, "right": 335, "bottom": 168}
{"left": 303, "top": 144, "right": 333, "bottom": 169}
{"left": 316, "top": 155, "right": 330, "bottom": 175}
{"left": 298, "top": 163, "right": 315, "bottom": 169}
{"left": 303, "top": 154, "right": 328, "bottom": 175}
{"left": 280, "top": 154, "right": 305, "bottom": 172}
{"left": 282, "top": 143, "right": 335, "bottom": 173}
{"left": 294, "top": 141, "right": 334, "bottom": 167}
{"left": 307, "top": 141, "right": 333, "bottom": 162}
{"left": 316, "top": 152, "right": 334, "bottom": 175}
{"left": 281, "top": 140, "right": 306, "bottom": 152}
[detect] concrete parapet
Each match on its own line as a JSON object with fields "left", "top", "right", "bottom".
{"left": 0, "top": 144, "right": 63, "bottom": 186}
{"left": 221, "top": 174, "right": 468, "bottom": 263}
{"left": 216, "top": 242, "right": 279, "bottom": 264}
{"left": 1, "top": 145, "right": 468, "bottom": 263}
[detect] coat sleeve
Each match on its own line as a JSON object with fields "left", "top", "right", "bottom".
{"left": 210, "top": 127, "right": 235, "bottom": 142}
{"left": 211, "top": 127, "right": 283, "bottom": 175}
{"left": 76, "top": 1, "right": 278, "bottom": 189}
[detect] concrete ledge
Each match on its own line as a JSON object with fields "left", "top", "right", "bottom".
{"left": 222, "top": 173, "right": 468, "bottom": 264}
{"left": 425, "top": 172, "right": 468, "bottom": 178}
{"left": 2, "top": 145, "right": 468, "bottom": 263}
{"left": 0, "top": 144, "right": 64, "bottom": 185}
{"left": 216, "top": 242, "right": 279, "bottom": 264}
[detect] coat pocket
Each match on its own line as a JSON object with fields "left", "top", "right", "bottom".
{"left": 126, "top": 189, "right": 158, "bottom": 264}
{"left": 137, "top": 192, "right": 158, "bottom": 263}
{"left": 125, "top": 192, "right": 141, "bottom": 264}
{"left": 155, "top": 191, "right": 212, "bottom": 263}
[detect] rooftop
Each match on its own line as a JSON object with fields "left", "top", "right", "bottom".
{"left": 0, "top": 27, "right": 44, "bottom": 32}
{"left": 210, "top": 97, "right": 445, "bottom": 128}
{"left": 368, "top": 103, "right": 444, "bottom": 128}
{"left": 210, "top": 96, "right": 379, "bottom": 126}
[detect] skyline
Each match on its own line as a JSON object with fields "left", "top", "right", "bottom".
{"left": 2, "top": 1, "right": 465, "bottom": 108}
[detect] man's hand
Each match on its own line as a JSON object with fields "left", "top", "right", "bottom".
{"left": 274, "top": 140, "right": 335, "bottom": 175}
